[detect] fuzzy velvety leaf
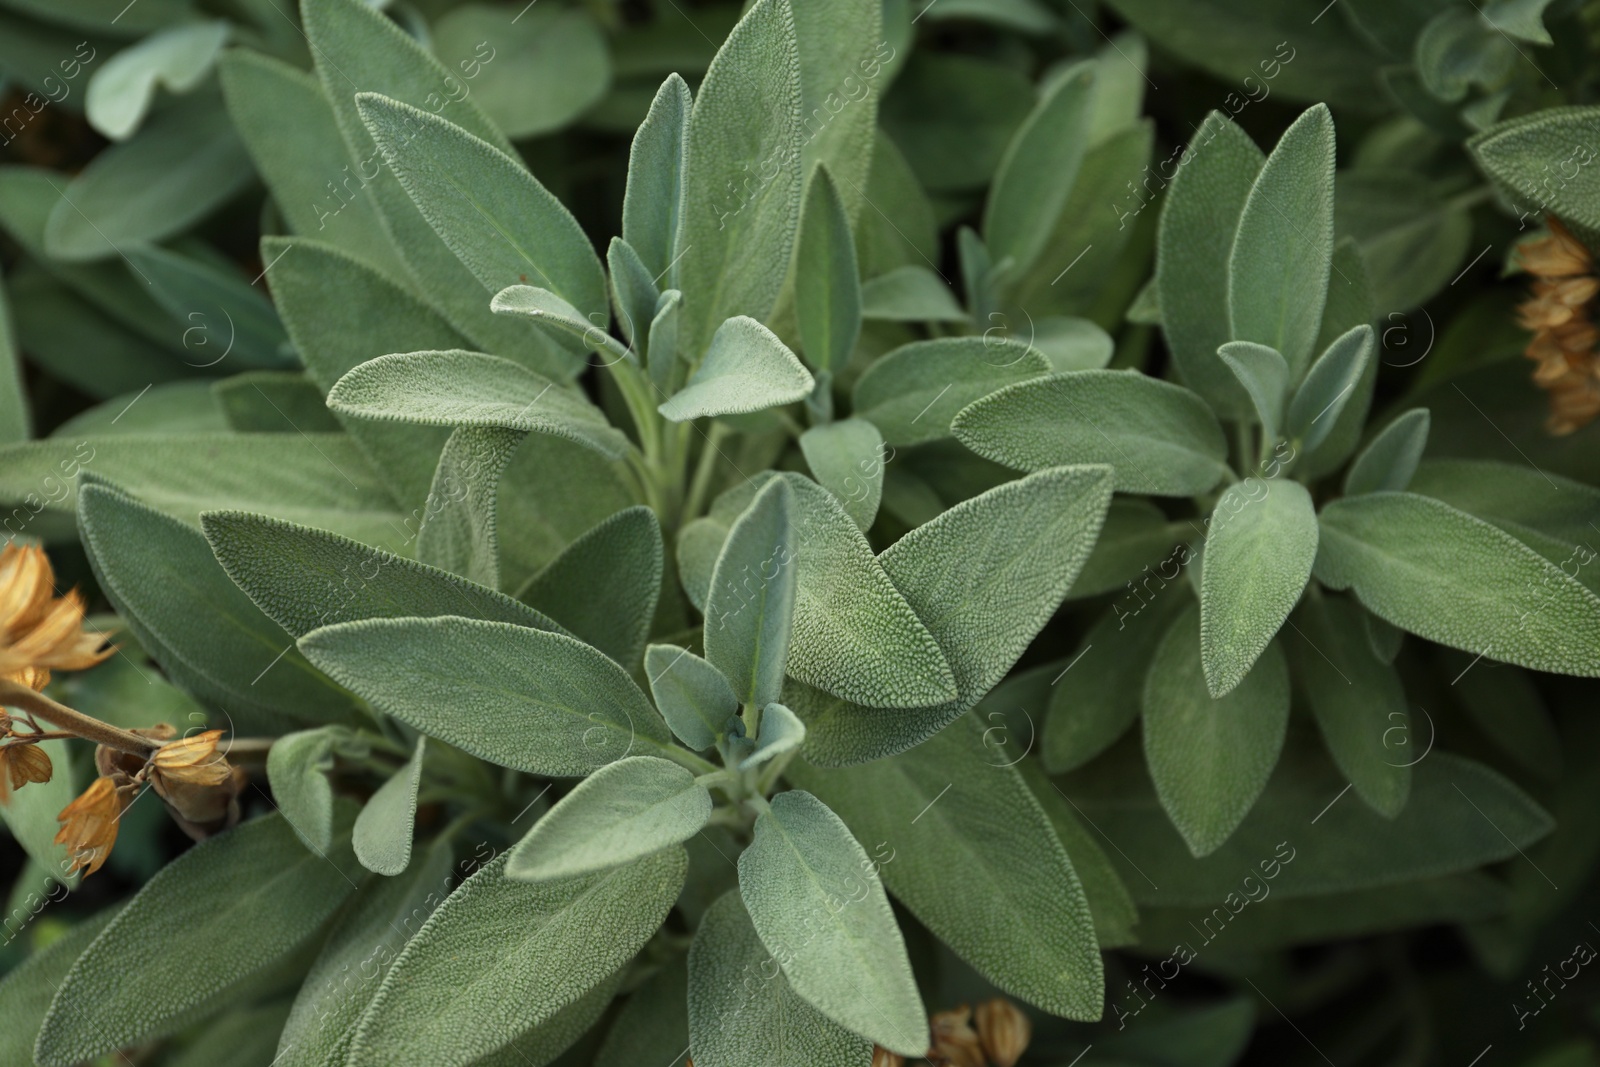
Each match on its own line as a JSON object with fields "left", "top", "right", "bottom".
{"left": 1345, "top": 408, "right": 1430, "bottom": 495}
{"left": 738, "top": 790, "right": 926, "bottom": 1054}
{"left": 347, "top": 849, "right": 685, "bottom": 1067}
{"left": 791, "top": 712, "right": 1103, "bottom": 1018}
{"left": 86, "top": 21, "right": 227, "bottom": 140}
{"left": 490, "top": 285, "right": 634, "bottom": 367}
{"left": 354, "top": 736, "right": 426, "bottom": 876}
{"left": 0, "top": 906, "right": 119, "bottom": 1066}
{"left": 1335, "top": 171, "right": 1472, "bottom": 313}
{"left": 415, "top": 425, "right": 524, "bottom": 589}
{"left": 854, "top": 337, "right": 1048, "bottom": 446}
{"left": 1468, "top": 106, "right": 1600, "bottom": 232}
{"left": 795, "top": 167, "right": 862, "bottom": 375}
{"left": 1316, "top": 493, "right": 1600, "bottom": 676}
{"left": 658, "top": 316, "right": 814, "bottom": 422}
{"left": 645, "top": 644, "right": 738, "bottom": 751}
{"left": 36, "top": 812, "right": 360, "bottom": 1066}
{"left": 507, "top": 756, "right": 711, "bottom": 882}
{"left": 594, "top": 954, "right": 689, "bottom": 1067}
{"left": 122, "top": 244, "right": 289, "bottom": 369}
{"left": 1066, "top": 499, "right": 1182, "bottom": 601}
{"left": 267, "top": 726, "right": 342, "bottom": 852}
{"left": 1217, "top": 342, "right": 1289, "bottom": 441}
{"left": 705, "top": 478, "right": 797, "bottom": 708}
{"left": 798, "top": 418, "right": 885, "bottom": 531}
{"left": 213, "top": 373, "right": 340, "bottom": 434}
{"left": 688, "top": 892, "right": 873, "bottom": 1067}
{"left": 608, "top": 238, "right": 660, "bottom": 352}
{"left": 623, "top": 75, "right": 692, "bottom": 281}
{"left": 953, "top": 370, "right": 1230, "bottom": 496}
{"left": 859, "top": 265, "right": 968, "bottom": 323}
{"left": 497, "top": 434, "right": 638, "bottom": 589}
{"left": 1286, "top": 325, "right": 1374, "bottom": 454}
{"left": 1143, "top": 602, "right": 1290, "bottom": 856}
{"left": 299, "top": 616, "right": 671, "bottom": 775}
{"left": 740, "top": 702, "right": 807, "bottom": 770}
{"left": 1407, "top": 459, "right": 1600, "bottom": 566}
{"left": 788, "top": 0, "right": 882, "bottom": 222}
{"left": 1297, "top": 238, "right": 1376, "bottom": 481}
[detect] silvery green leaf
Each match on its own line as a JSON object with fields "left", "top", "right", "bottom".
{"left": 1289, "top": 595, "right": 1410, "bottom": 818}
{"left": 86, "top": 21, "right": 228, "bottom": 141}
{"left": 491, "top": 285, "right": 633, "bottom": 366}
{"left": 1469, "top": 106, "right": 1600, "bottom": 232}
{"left": 649, "top": 289, "right": 684, "bottom": 394}
{"left": 687, "top": 892, "right": 873, "bottom": 1067}
{"left": 201, "top": 510, "right": 563, "bottom": 639}
{"left": 859, "top": 265, "right": 969, "bottom": 323}
{"left": 607, "top": 237, "right": 660, "bottom": 350}
{"left": 213, "top": 372, "right": 339, "bottom": 433}
{"left": 299, "top": 616, "right": 672, "bottom": 776}
{"left": 853, "top": 336, "right": 1049, "bottom": 446}
{"left": 1155, "top": 110, "right": 1263, "bottom": 418}
{"left": 507, "top": 757, "right": 711, "bottom": 882}
{"left": 1297, "top": 238, "right": 1376, "bottom": 480}
{"left": 1066, "top": 498, "right": 1183, "bottom": 600}
{"left": 354, "top": 736, "right": 426, "bottom": 876}
{"left": 676, "top": 0, "right": 803, "bottom": 360}
{"left": 1416, "top": 10, "right": 1513, "bottom": 103}
{"left": 658, "top": 317, "right": 814, "bottom": 422}
{"left": 1334, "top": 171, "right": 1472, "bottom": 313}
{"left": 346, "top": 848, "right": 685, "bottom": 1067}
{"left": 1316, "top": 493, "right": 1600, "bottom": 676}
{"left": 1143, "top": 602, "right": 1289, "bottom": 857}
{"left": 799, "top": 418, "right": 885, "bottom": 531}
{"left": 740, "top": 702, "right": 806, "bottom": 770}
{"left": 416, "top": 426, "right": 524, "bottom": 589}
{"left": 795, "top": 465, "right": 1112, "bottom": 765}
{"left": 518, "top": 506, "right": 663, "bottom": 669}
{"left": 1406, "top": 459, "right": 1600, "bottom": 574}
{"left": 594, "top": 955, "right": 689, "bottom": 1067}
{"left": 795, "top": 166, "right": 862, "bottom": 375}
{"left": 1286, "top": 324, "right": 1374, "bottom": 454}
{"left": 35, "top": 812, "right": 361, "bottom": 1067}
{"left": 789, "top": 0, "right": 881, "bottom": 222}
{"left": 983, "top": 62, "right": 1095, "bottom": 276}
{"left": 791, "top": 712, "right": 1103, "bottom": 1018}
{"left": 857, "top": 132, "right": 939, "bottom": 278}
{"left": 645, "top": 644, "right": 738, "bottom": 751}
{"left": 327, "top": 351, "right": 630, "bottom": 460}
{"left": 1344, "top": 408, "right": 1430, "bottom": 495}
{"left": 497, "top": 434, "right": 638, "bottom": 590}
{"left": 1032, "top": 317, "right": 1116, "bottom": 372}
{"left": 738, "top": 790, "right": 926, "bottom": 1055}
{"left": 267, "top": 727, "right": 343, "bottom": 852}
{"left": 624, "top": 74, "right": 692, "bottom": 281}
{"left": 1217, "top": 341, "right": 1289, "bottom": 441}
{"left": 0, "top": 906, "right": 118, "bottom": 1066}
{"left": 953, "top": 370, "right": 1230, "bottom": 496}
{"left": 705, "top": 478, "right": 797, "bottom": 708}
{"left": 1199, "top": 479, "right": 1318, "bottom": 697}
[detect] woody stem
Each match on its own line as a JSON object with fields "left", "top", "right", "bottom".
{"left": 0, "top": 681, "right": 159, "bottom": 757}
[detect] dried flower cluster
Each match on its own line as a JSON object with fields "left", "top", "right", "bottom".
{"left": 0, "top": 542, "right": 113, "bottom": 690}
{"left": 1518, "top": 217, "right": 1600, "bottom": 434}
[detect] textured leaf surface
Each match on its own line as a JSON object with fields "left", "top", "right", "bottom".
{"left": 1316, "top": 493, "right": 1600, "bottom": 676}
{"left": 658, "top": 317, "right": 814, "bottom": 421}
{"left": 0, "top": 907, "right": 118, "bottom": 1067}
{"left": 859, "top": 266, "right": 969, "bottom": 322}
{"left": 1286, "top": 325, "right": 1374, "bottom": 454}
{"left": 1200, "top": 479, "right": 1318, "bottom": 696}
{"left": 520, "top": 505, "right": 663, "bottom": 668}
{"left": 795, "top": 167, "right": 862, "bottom": 374}
{"left": 1217, "top": 341, "right": 1289, "bottom": 441}
{"left": 791, "top": 713, "right": 1103, "bottom": 1018}
{"left": 740, "top": 702, "right": 807, "bottom": 770}
{"left": 508, "top": 756, "right": 711, "bottom": 881}
{"left": 354, "top": 735, "right": 426, "bottom": 875}
{"left": 853, "top": 337, "right": 1048, "bottom": 446}
{"left": 705, "top": 478, "right": 797, "bottom": 708}
{"left": 983, "top": 63, "right": 1094, "bottom": 275}
{"left": 738, "top": 791, "right": 926, "bottom": 1054}
{"left": 1345, "top": 408, "right": 1430, "bottom": 495}
{"left": 688, "top": 892, "right": 873, "bottom": 1067}
{"left": 1143, "top": 603, "right": 1290, "bottom": 856}
{"left": 1470, "top": 105, "right": 1600, "bottom": 231}
{"left": 490, "top": 285, "right": 633, "bottom": 366}
{"left": 798, "top": 418, "right": 885, "bottom": 532}
{"left": 645, "top": 644, "right": 739, "bottom": 751}
{"left": 267, "top": 727, "right": 341, "bottom": 852}
{"left": 414, "top": 425, "right": 524, "bottom": 589}
{"left": 593, "top": 955, "right": 689, "bottom": 1067}
{"left": 300, "top": 616, "right": 671, "bottom": 775}
{"left": 623, "top": 75, "right": 692, "bottom": 280}
{"left": 953, "top": 370, "right": 1230, "bottom": 496}
{"left": 347, "top": 849, "right": 685, "bottom": 1067}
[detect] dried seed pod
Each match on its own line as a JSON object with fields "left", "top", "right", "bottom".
{"left": 871, "top": 1046, "right": 906, "bottom": 1067}
{"left": 55, "top": 773, "right": 137, "bottom": 876}
{"left": 928, "top": 1004, "right": 986, "bottom": 1067}
{"left": 975, "top": 997, "right": 1032, "bottom": 1067}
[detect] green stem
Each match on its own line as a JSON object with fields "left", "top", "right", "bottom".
{"left": 657, "top": 744, "right": 719, "bottom": 775}
{"left": 0, "top": 681, "right": 158, "bottom": 757}
{"left": 683, "top": 421, "right": 728, "bottom": 522}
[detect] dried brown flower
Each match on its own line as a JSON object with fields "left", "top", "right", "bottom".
{"left": 55, "top": 773, "right": 136, "bottom": 876}
{"left": 871, "top": 1047, "right": 906, "bottom": 1067}
{"left": 1518, "top": 217, "right": 1600, "bottom": 434}
{"left": 0, "top": 544, "right": 113, "bottom": 689}
{"left": 0, "top": 742, "right": 53, "bottom": 802}
{"left": 975, "top": 997, "right": 1031, "bottom": 1067}
{"left": 928, "top": 1004, "right": 986, "bottom": 1067}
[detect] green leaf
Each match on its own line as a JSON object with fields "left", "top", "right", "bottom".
{"left": 1290, "top": 595, "right": 1411, "bottom": 818}
{"left": 791, "top": 712, "right": 1104, "bottom": 1018}
{"left": 1200, "top": 479, "right": 1318, "bottom": 696}
{"left": 1446, "top": 655, "right": 1562, "bottom": 779}
{"left": 880, "top": 53, "right": 1033, "bottom": 194}
{"left": 1287, "top": 325, "right": 1374, "bottom": 454}
{"left": 983, "top": 63, "right": 1095, "bottom": 276}
{"left": 201, "top": 510, "right": 561, "bottom": 638}
{"left": 266, "top": 727, "right": 343, "bottom": 853}
{"left": 1481, "top": 0, "right": 1557, "bottom": 43}
{"left": 214, "top": 372, "right": 341, "bottom": 434}
{"left": 704, "top": 479, "right": 798, "bottom": 708}
{"left": 1316, "top": 492, "right": 1600, "bottom": 676}
{"left": 507, "top": 756, "right": 711, "bottom": 882}
{"left": 798, "top": 418, "right": 885, "bottom": 532}
{"left": 122, "top": 243, "right": 290, "bottom": 370}
{"left": 489, "top": 284, "right": 634, "bottom": 367}
{"left": 356, "top": 92, "right": 606, "bottom": 322}
{"left": 42, "top": 92, "right": 252, "bottom": 261}
{"left": 1143, "top": 602, "right": 1289, "bottom": 856}
{"left": 0, "top": 736, "right": 77, "bottom": 887}
{"left": 658, "top": 317, "right": 814, "bottom": 422}
{"left": 299, "top": 616, "right": 671, "bottom": 775}
{"left": 859, "top": 265, "right": 969, "bottom": 323}
{"left": 795, "top": 465, "right": 1113, "bottom": 765}
{"left": 1066, "top": 498, "right": 1182, "bottom": 600}
{"left": 787, "top": 0, "right": 882, "bottom": 223}
{"left": 953, "top": 370, "right": 1230, "bottom": 496}
{"left": 1335, "top": 171, "right": 1473, "bottom": 312}
{"left": 737, "top": 790, "right": 926, "bottom": 1055}
{"left": 85, "top": 20, "right": 227, "bottom": 141}
{"left": 856, "top": 132, "right": 939, "bottom": 279}
{"left": 1217, "top": 342, "right": 1289, "bottom": 441}
{"left": 594, "top": 954, "right": 689, "bottom": 1067}
{"left": 1156, "top": 110, "right": 1264, "bottom": 418}
{"left": 346, "top": 848, "right": 685, "bottom": 1067}
{"left": 795, "top": 167, "right": 862, "bottom": 375}
{"left": 415, "top": 425, "right": 524, "bottom": 588}
{"left": 853, "top": 336, "right": 1049, "bottom": 447}
{"left": 35, "top": 812, "right": 360, "bottom": 1067}
{"left": 1032, "top": 317, "right": 1117, "bottom": 373}
{"left": 688, "top": 892, "right": 873, "bottom": 1067}
{"left": 1469, "top": 106, "right": 1600, "bottom": 232}
{"left": 1345, "top": 408, "right": 1430, "bottom": 495}
{"left": 1298, "top": 239, "right": 1377, "bottom": 480}
{"left": 645, "top": 644, "right": 738, "bottom": 753}
{"left": 1416, "top": 9, "right": 1513, "bottom": 103}
{"left": 518, "top": 505, "right": 663, "bottom": 669}
{"left": 649, "top": 289, "right": 685, "bottom": 394}
{"left": 497, "top": 434, "right": 638, "bottom": 589}
{"left": 1228, "top": 104, "right": 1335, "bottom": 378}
{"left": 1043, "top": 591, "right": 1185, "bottom": 773}
{"left": 327, "top": 351, "right": 630, "bottom": 459}
{"left": 80, "top": 479, "right": 357, "bottom": 727}
{"left": 740, "top": 701, "right": 807, "bottom": 770}
{"left": 623, "top": 74, "right": 692, "bottom": 281}
{"left": 607, "top": 237, "right": 660, "bottom": 350}
{"left": 355, "top": 736, "right": 426, "bottom": 876}
{"left": 1407, "top": 458, "right": 1600, "bottom": 568}
{"left": 0, "top": 906, "right": 119, "bottom": 1066}
{"left": 676, "top": 0, "right": 803, "bottom": 360}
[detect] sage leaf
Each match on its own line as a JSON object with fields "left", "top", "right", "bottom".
{"left": 1469, "top": 105, "right": 1600, "bottom": 231}
{"left": 705, "top": 477, "right": 797, "bottom": 708}
{"left": 1298, "top": 238, "right": 1377, "bottom": 481}
{"left": 853, "top": 336, "right": 1049, "bottom": 446}
{"left": 658, "top": 316, "right": 814, "bottom": 422}
{"left": 740, "top": 702, "right": 806, "bottom": 770}
{"left": 645, "top": 643, "right": 739, "bottom": 751}
{"left": 86, "top": 21, "right": 228, "bottom": 141}
{"left": 491, "top": 284, "right": 634, "bottom": 367}
{"left": 952, "top": 370, "right": 1230, "bottom": 496}
{"left": 299, "top": 616, "right": 672, "bottom": 776}
{"left": 594, "top": 955, "right": 689, "bottom": 1067}
{"left": 1199, "top": 478, "right": 1318, "bottom": 697}
{"left": 1316, "top": 492, "right": 1600, "bottom": 676}
{"left": 416, "top": 425, "right": 524, "bottom": 589}
{"left": 798, "top": 417, "right": 885, "bottom": 532}
{"left": 623, "top": 74, "right": 691, "bottom": 281}
{"left": 1344, "top": 408, "right": 1430, "bottom": 495}
{"left": 1217, "top": 341, "right": 1289, "bottom": 441}
{"left": 738, "top": 790, "right": 926, "bottom": 1055}
{"left": 0, "top": 906, "right": 119, "bottom": 1066}
{"left": 1286, "top": 324, "right": 1374, "bottom": 454}
{"left": 1143, "top": 602, "right": 1290, "bottom": 857}
{"left": 354, "top": 736, "right": 426, "bottom": 876}
{"left": 1407, "top": 458, "right": 1600, "bottom": 567}
{"left": 507, "top": 756, "right": 712, "bottom": 882}
{"left": 266, "top": 727, "right": 342, "bottom": 853}
{"left": 795, "top": 166, "right": 862, "bottom": 375}
{"left": 607, "top": 237, "right": 660, "bottom": 350}
{"left": 688, "top": 892, "right": 873, "bottom": 1067}
{"left": 859, "top": 265, "right": 969, "bottom": 323}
